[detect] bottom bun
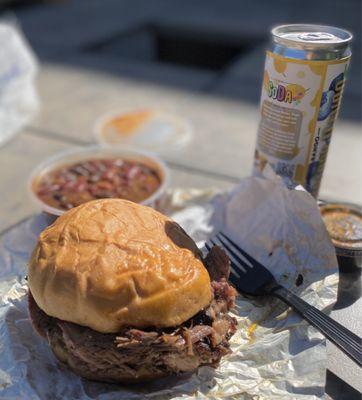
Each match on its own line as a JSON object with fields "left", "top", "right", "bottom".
{"left": 51, "top": 340, "right": 169, "bottom": 383}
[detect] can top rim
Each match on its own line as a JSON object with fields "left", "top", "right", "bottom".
{"left": 272, "top": 24, "right": 353, "bottom": 48}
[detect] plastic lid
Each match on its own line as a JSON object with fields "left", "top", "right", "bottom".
{"left": 320, "top": 203, "right": 362, "bottom": 257}
{"left": 94, "top": 108, "right": 192, "bottom": 154}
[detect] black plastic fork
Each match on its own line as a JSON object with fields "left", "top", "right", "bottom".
{"left": 205, "top": 231, "right": 362, "bottom": 367}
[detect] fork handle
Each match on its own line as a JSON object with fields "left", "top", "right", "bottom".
{"left": 270, "top": 286, "right": 362, "bottom": 367}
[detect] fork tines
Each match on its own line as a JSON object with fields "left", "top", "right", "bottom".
{"left": 205, "top": 231, "right": 275, "bottom": 295}
{"left": 206, "top": 232, "right": 257, "bottom": 272}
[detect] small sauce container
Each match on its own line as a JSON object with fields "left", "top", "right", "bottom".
{"left": 28, "top": 146, "right": 170, "bottom": 224}
{"left": 320, "top": 202, "right": 362, "bottom": 271}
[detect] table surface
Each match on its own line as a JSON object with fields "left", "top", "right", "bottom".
{"left": 0, "top": 1, "right": 361, "bottom": 398}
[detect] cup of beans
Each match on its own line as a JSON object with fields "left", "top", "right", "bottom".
{"left": 28, "top": 146, "right": 170, "bottom": 222}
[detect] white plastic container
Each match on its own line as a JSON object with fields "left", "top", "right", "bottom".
{"left": 28, "top": 145, "right": 170, "bottom": 220}
{"left": 94, "top": 108, "right": 192, "bottom": 154}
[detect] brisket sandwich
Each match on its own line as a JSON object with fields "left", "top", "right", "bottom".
{"left": 28, "top": 199, "right": 237, "bottom": 383}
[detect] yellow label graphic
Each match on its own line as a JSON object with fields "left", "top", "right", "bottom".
{"left": 254, "top": 52, "right": 350, "bottom": 197}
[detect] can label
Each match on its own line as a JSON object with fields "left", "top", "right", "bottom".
{"left": 254, "top": 51, "right": 350, "bottom": 196}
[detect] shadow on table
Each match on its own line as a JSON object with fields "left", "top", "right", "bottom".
{"left": 326, "top": 370, "right": 361, "bottom": 400}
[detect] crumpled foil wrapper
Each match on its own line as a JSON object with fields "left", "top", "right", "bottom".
{"left": 0, "top": 173, "right": 338, "bottom": 399}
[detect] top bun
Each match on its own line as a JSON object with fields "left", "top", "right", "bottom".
{"left": 28, "top": 199, "right": 212, "bottom": 333}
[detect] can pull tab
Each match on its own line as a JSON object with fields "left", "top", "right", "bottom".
{"left": 297, "top": 32, "right": 336, "bottom": 42}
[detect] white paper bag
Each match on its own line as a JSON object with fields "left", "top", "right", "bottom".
{"left": 0, "top": 20, "right": 39, "bottom": 146}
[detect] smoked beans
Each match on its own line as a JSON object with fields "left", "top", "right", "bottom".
{"left": 34, "top": 158, "right": 161, "bottom": 211}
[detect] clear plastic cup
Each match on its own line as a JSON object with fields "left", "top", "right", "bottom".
{"left": 28, "top": 145, "right": 170, "bottom": 223}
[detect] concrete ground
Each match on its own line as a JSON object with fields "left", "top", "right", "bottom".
{"left": 0, "top": 0, "right": 361, "bottom": 399}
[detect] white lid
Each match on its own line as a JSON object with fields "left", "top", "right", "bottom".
{"left": 94, "top": 108, "right": 193, "bottom": 154}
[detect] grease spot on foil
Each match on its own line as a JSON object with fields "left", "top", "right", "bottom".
{"left": 247, "top": 323, "right": 258, "bottom": 342}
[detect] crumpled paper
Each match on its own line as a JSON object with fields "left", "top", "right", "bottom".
{"left": 0, "top": 20, "right": 39, "bottom": 147}
{"left": 0, "top": 173, "right": 338, "bottom": 399}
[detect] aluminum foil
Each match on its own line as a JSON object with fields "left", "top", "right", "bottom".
{"left": 0, "top": 173, "right": 338, "bottom": 399}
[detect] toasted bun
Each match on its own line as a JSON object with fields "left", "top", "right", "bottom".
{"left": 28, "top": 199, "right": 212, "bottom": 333}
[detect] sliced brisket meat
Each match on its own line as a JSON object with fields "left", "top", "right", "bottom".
{"left": 204, "top": 245, "right": 231, "bottom": 281}
{"left": 28, "top": 245, "right": 237, "bottom": 382}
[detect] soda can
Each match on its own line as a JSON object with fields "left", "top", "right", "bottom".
{"left": 253, "top": 24, "right": 352, "bottom": 197}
